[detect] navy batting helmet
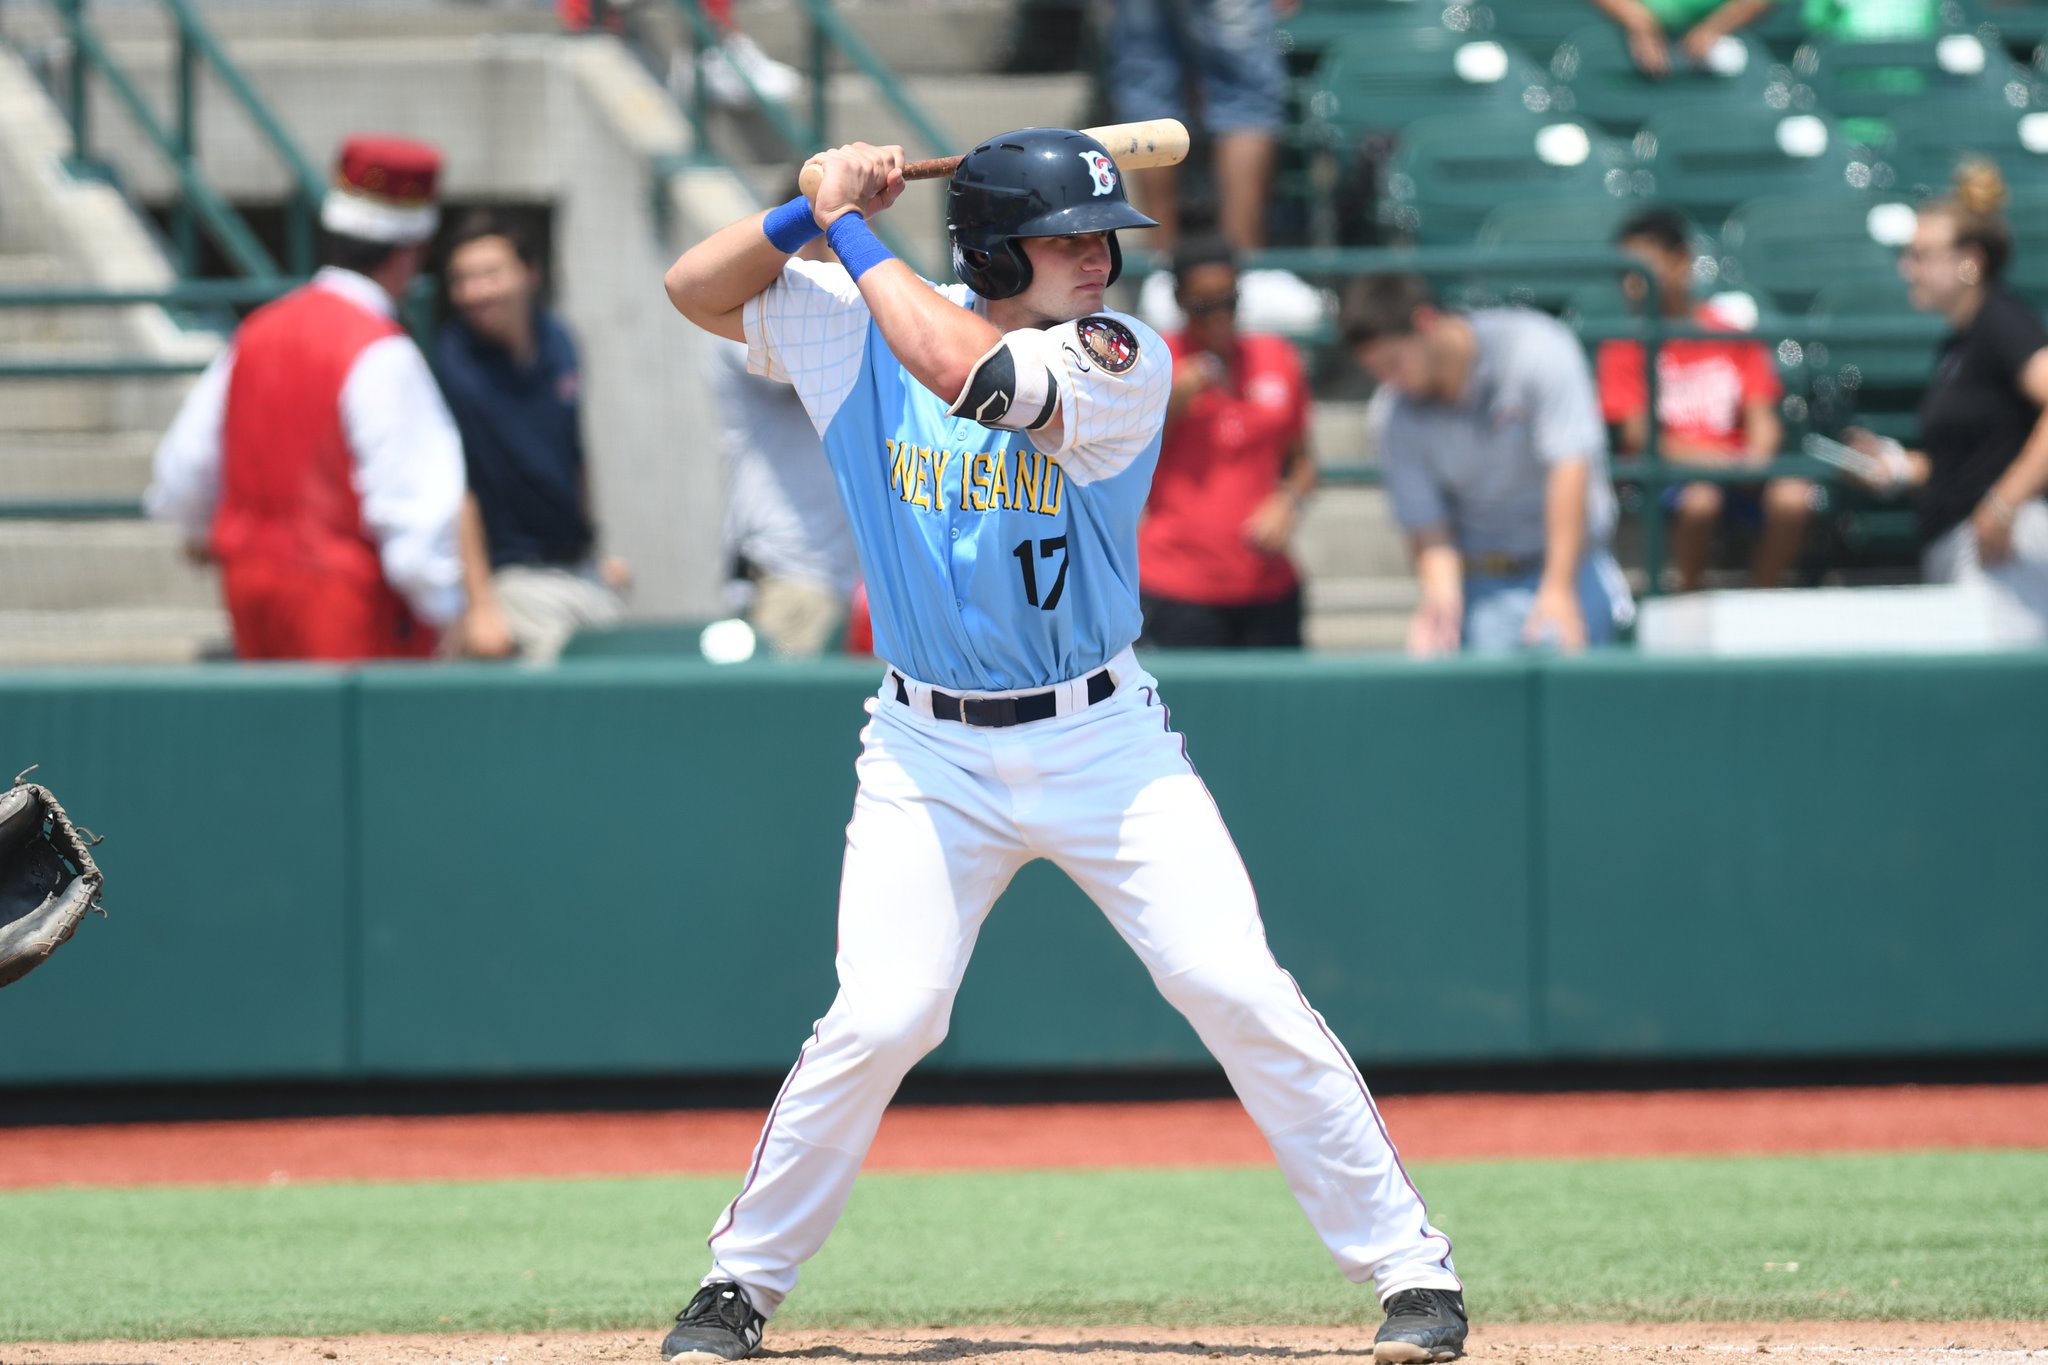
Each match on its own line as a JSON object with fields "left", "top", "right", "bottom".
{"left": 948, "top": 127, "right": 1158, "bottom": 301}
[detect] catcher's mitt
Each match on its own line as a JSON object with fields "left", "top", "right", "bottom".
{"left": 0, "top": 771, "right": 106, "bottom": 989}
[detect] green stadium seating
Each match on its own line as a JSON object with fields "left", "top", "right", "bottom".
{"left": 1718, "top": 193, "right": 1919, "bottom": 311}
{"left": 1306, "top": 26, "right": 1558, "bottom": 141}
{"left": 1551, "top": 23, "right": 1786, "bottom": 135}
{"left": 1277, "top": 0, "right": 1453, "bottom": 68}
{"left": 1634, "top": 107, "right": 1873, "bottom": 226}
{"left": 1473, "top": 0, "right": 1610, "bottom": 63}
{"left": 1962, "top": 0, "right": 2048, "bottom": 49}
{"left": 1882, "top": 73, "right": 2048, "bottom": 190}
{"left": 1473, "top": 197, "right": 1664, "bottom": 307}
{"left": 1802, "top": 281, "right": 1940, "bottom": 443}
{"left": 1793, "top": 33, "right": 2018, "bottom": 141}
{"left": 1381, "top": 114, "right": 1636, "bottom": 243}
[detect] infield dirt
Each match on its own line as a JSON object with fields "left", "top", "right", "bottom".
{"left": 6, "top": 1321, "right": 2046, "bottom": 1365}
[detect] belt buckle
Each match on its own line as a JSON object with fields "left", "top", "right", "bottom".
{"left": 952, "top": 692, "right": 987, "bottom": 725}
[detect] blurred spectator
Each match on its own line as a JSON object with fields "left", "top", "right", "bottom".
{"left": 709, "top": 229, "right": 858, "bottom": 656}
{"left": 1138, "top": 238, "right": 1315, "bottom": 648}
{"left": 1598, "top": 207, "right": 1810, "bottom": 592}
{"left": 1592, "top": 0, "right": 1776, "bottom": 75}
{"left": 712, "top": 333, "right": 860, "bottom": 655}
{"left": 435, "top": 211, "right": 626, "bottom": 663}
{"left": 1845, "top": 161, "right": 2048, "bottom": 622}
{"left": 557, "top": 0, "right": 799, "bottom": 106}
{"left": 1109, "top": 1, "right": 1321, "bottom": 333}
{"left": 1345, "top": 274, "right": 1633, "bottom": 656}
{"left": 148, "top": 135, "right": 492, "bottom": 661}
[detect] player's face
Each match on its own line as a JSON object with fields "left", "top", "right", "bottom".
{"left": 1016, "top": 232, "right": 1114, "bottom": 323}
{"left": 447, "top": 234, "right": 539, "bottom": 348}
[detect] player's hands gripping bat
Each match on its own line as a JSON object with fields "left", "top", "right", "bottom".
{"left": 797, "top": 118, "right": 1191, "bottom": 209}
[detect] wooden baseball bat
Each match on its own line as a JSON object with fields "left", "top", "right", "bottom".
{"left": 795, "top": 118, "right": 1190, "bottom": 203}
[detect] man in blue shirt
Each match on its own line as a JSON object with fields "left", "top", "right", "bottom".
{"left": 435, "top": 211, "right": 627, "bottom": 661}
{"left": 659, "top": 129, "right": 1468, "bottom": 1365}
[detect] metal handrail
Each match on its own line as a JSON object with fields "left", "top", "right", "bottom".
{"left": 787, "top": 0, "right": 951, "bottom": 157}
{"left": 49, "top": 0, "right": 323, "bottom": 277}
{"left": 659, "top": 0, "right": 940, "bottom": 276}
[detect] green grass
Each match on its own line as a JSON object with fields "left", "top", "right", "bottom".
{"left": 1, "top": 1152, "right": 2044, "bottom": 1341}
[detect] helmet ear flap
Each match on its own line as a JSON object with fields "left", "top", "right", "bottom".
{"left": 956, "top": 240, "right": 1032, "bottom": 300}
{"left": 1106, "top": 231, "right": 1123, "bottom": 289}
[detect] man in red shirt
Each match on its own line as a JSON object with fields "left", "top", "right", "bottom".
{"left": 1138, "top": 238, "right": 1317, "bottom": 647}
{"left": 1598, "top": 208, "right": 1812, "bottom": 592}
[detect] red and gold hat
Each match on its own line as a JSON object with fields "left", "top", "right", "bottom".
{"left": 320, "top": 134, "right": 442, "bottom": 245}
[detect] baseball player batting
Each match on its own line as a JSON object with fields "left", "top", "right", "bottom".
{"left": 659, "top": 126, "right": 1468, "bottom": 1363}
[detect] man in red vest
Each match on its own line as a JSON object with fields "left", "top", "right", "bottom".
{"left": 149, "top": 134, "right": 508, "bottom": 660}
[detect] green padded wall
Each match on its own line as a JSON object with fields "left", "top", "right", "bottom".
{"left": 3, "top": 651, "right": 2045, "bottom": 1090}
{"left": 0, "top": 668, "right": 354, "bottom": 1082}
{"left": 352, "top": 660, "right": 863, "bottom": 1076}
{"left": 1540, "top": 653, "right": 2048, "bottom": 1057}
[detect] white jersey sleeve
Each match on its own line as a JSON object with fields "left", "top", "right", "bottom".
{"left": 145, "top": 344, "right": 235, "bottom": 543}
{"left": 342, "top": 334, "right": 469, "bottom": 628}
{"left": 1028, "top": 310, "right": 1170, "bottom": 485}
{"left": 742, "top": 258, "right": 873, "bottom": 430}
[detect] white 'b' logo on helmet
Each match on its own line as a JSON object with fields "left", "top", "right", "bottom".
{"left": 1079, "top": 150, "right": 1117, "bottom": 197}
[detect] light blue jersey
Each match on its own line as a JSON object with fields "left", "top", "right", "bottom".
{"left": 742, "top": 260, "right": 1171, "bottom": 691}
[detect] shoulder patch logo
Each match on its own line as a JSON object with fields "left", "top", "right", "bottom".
{"left": 1079, "top": 150, "right": 1117, "bottom": 197}
{"left": 1076, "top": 315, "right": 1139, "bottom": 374}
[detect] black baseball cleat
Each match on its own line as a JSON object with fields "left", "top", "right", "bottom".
{"left": 662, "top": 1281, "right": 766, "bottom": 1363}
{"left": 1373, "top": 1287, "right": 1469, "bottom": 1363}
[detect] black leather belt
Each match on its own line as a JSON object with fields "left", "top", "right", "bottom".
{"left": 892, "top": 668, "right": 1116, "bottom": 727}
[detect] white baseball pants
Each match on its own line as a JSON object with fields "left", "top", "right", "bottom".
{"left": 703, "top": 649, "right": 1460, "bottom": 1315}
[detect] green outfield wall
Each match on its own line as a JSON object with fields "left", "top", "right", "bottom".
{"left": 2, "top": 652, "right": 2044, "bottom": 1088}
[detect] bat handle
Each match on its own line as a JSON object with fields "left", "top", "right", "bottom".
{"left": 796, "top": 153, "right": 962, "bottom": 205}
{"left": 904, "top": 155, "right": 963, "bottom": 181}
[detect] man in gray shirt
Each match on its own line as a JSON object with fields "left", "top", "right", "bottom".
{"left": 1345, "top": 274, "right": 1632, "bottom": 655}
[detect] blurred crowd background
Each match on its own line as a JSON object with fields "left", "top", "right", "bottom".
{"left": 7, "top": 0, "right": 2048, "bottom": 665}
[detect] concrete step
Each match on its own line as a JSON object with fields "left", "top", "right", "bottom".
{"left": 0, "top": 0, "right": 561, "bottom": 47}
{"left": 0, "top": 519, "right": 219, "bottom": 611}
{"left": 1294, "top": 486, "right": 1411, "bottom": 581}
{"left": 0, "top": 255, "right": 116, "bottom": 347}
{"left": 0, "top": 363, "right": 195, "bottom": 434}
{"left": 0, "top": 431, "right": 158, "bottom": 498}
{"left": 0, "top": 606, "right": 229, "bottom": 666}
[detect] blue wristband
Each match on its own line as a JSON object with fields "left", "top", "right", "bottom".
{"left": 826, "top": 212, "right": 894, "bottom": 282}
{"left": 762, "top": 195, "right": 823, "bottom": 254}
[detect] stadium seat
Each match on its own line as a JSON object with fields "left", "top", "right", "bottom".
{"left": 1794, "top": 33, "right": 2019, "bottom": 143}
{"left": 1962, "top": 0, "right": 2048, "bottom": 50}
{"left": 1718, "top": 194, "right": 1919, "bottom": 312}
{"left": 1381, "top": 114, "right": 1636, "bottom": 243}
{"left": 1802, "top": 282, "right": 1941, "bottom": 443}
{"left": 1306, "top": 26, "right": 1558, "bottom": 142}
{"left": 1550, "top": 23, "right": 1785, "bottom": 135}
{"left": 1882, "top": 73, "right": 2048, "bottom": 191}
{"left": 1634, "top": 107, "right": 1873, "bottom": 228}
{"left": 1472, "top": 0, "right": 1606, "bottom": 64}
{"left": 1277, "top": 0, "right": 1454, "bottom": 69}
{"left": 1474, "top": 198, "right": 1678, "bottom": 308}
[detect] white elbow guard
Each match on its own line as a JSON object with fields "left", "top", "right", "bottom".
{"left": 949, "top": 330, "right": 1061, "bottom": 432}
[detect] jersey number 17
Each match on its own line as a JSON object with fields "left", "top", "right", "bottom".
{"left": 1012, "top": 536, "right": 1069, "bottom": 610}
